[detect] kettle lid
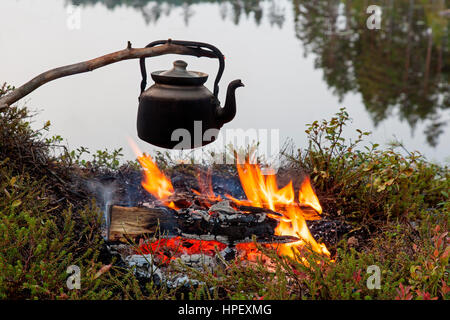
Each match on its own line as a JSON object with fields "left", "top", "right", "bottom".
{"left": 160, "top": 60, "right": 200, "bottom": 78}
{"left": 151, "top": 60, "right": 208, "bottom": 86}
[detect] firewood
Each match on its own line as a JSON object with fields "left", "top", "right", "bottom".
{"left": 107, "top": 205, "right": 299, "bottom": 245}
{"left": 107, "top": 205, "right": 177, "bottom": 242}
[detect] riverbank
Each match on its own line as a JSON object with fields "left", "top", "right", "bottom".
{"left": 1, "top": 84, "right": 448, "bottom": 299}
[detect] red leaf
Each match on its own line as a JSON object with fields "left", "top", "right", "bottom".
{"left": 395, "top": 283, "right": 413, "bottom": 300}
{"left": 433, "top": 249, "right": 440, "bottom": 258}
{"left": 441, "top": 246, "right": 450, "bottom": 260}
{"left": 353, "top": 269, "right": 362, "bottom": 283}
{"left": 434, "top": 225, "right": 441, "bottom": 233}
{"left": 441, "top": 280, "right": 450, "bottom": 295}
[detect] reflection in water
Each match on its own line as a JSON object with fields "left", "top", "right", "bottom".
{"left": 68, "top": 0, "right": 449, "bottom": 147}
{"left": 69, "top": 0, "right": 285, "bottom": 27}
{"left": 293, "top": 0, "right": 449, "bottom": 147}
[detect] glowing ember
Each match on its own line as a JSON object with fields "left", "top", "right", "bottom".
{"left": 138, "top": 237, "right": 227, "bottom": 264}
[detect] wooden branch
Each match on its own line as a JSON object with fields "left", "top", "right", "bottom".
{"left": 108, "top": 205, "right": 178, "bottom": 242}
{"left": 0, "top": 41, "right": 216, "bottom": 112}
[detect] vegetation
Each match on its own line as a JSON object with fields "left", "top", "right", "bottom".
{"left": 182, "top": 217, "right": 449, "bottom": 300}
{"left": 287, "top": 108, "right": 449, "bottom": 225}
{"left": 0, "top": 82, "right": 448, "bottom": 299}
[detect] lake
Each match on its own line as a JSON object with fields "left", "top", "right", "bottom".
{"left": 1, "top": 0, "right": 449, "bottom": 163}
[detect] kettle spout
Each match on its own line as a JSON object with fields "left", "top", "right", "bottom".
{"left": 217, "top": 79, "right": 244, "bottom": 125}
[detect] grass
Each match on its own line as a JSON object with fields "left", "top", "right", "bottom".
{"left": 182, "top": 211, "right": 449, "bottom": 300}
{"left": 0, "top": 84, "right": 448, "bottom": 300}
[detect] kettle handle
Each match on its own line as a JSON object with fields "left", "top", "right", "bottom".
{"left": 139, "top": 40, "right": 225, "bottom": 98}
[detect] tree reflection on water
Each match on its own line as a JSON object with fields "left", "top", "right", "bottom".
{"left": 69, "top": 0, "right": 283, "bottom": 26}
{"left": 293, "top": 0, "right": 449, "bottom": 147}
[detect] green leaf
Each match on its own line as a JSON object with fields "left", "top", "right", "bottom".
{"left": 12, "top": 199, "right": 22, "bottom": 208}
{"left": 10, "top": 176, "right": 17, "bottom": 186}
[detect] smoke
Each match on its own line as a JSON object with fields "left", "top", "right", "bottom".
{"left": 86, "top": 179, "right": 117, "bottom": 240}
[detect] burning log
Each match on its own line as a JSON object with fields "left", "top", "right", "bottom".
{"left": 107, "top": 204, "right": 299, "bottom": 245}
{"left": 107, "top": 205, "right": 177, "bottom": 242}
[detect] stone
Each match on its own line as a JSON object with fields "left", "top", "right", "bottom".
{"left": 125, "top": 254, "right": 163, "bottom": 281}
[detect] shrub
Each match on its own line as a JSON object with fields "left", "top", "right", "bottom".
{"left": 284, "top": 108, "right": 449, "bottom": 224}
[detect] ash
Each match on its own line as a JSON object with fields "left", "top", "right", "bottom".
{"left": 107, "top": 242, "right": 236, "bottom": 289}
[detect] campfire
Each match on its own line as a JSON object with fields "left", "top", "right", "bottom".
{"left": 105, "top": 141, "right": 330, "bottom": 270}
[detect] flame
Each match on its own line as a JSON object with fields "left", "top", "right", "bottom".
{"left": 192, "top": 169, "right": 222, "bottom": 205}
{"left": 229, "top": 162, "right": 330, "bottom": 259}
{"left": 129, "top": 138, "right": 329, "bottom": 262}
{"left": 128, "top": 138, "right": 174, "bottom": 200}
{"left": 299, "top": 177, "right": 322, "bottom": 215}
{"left": 230, "top": 163, "right": 296, "bottom": 210}
{"left": 139, "top": 155, "right": 174, "bottom": 199}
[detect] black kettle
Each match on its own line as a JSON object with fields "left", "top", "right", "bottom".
{"left": 137, "top": 40, "right": 244, "bottom": 149}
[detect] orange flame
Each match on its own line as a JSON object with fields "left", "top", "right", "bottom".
{"left": 299, "top": 177, "right": 322, "bottom": 215}
{"left": 128, "top": 138, "right": 174, "bottom": 201}
{"left": 139, "top": 155, "right": 174, "bottom": 199}
{"left": 229, "top": 162, "right": 330, "bottom": 259}
{"left": 193, "top": 169, "right": 222, "bottom": 203}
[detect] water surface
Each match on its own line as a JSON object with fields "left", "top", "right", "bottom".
{"left": 1, "top": 0, "right": 449, "bottom": 162}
